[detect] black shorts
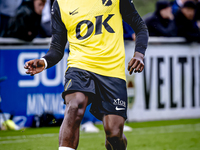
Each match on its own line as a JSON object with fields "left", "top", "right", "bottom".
{"left": 62, "top": 67, "right": 127, "bottom": 120}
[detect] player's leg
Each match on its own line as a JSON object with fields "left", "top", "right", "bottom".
{"left": 103, "top": 114, "right": 127, "bottom": 150}
{"left": 59, "top": 92, "right": 88, "bottom": 149}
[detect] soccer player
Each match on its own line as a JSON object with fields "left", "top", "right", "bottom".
{"left": 24, "top": 0, "right": 148, "bottom": 149}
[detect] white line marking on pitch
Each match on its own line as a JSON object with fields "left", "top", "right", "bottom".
{"left": 0, "top": 139, "right": 29, "bottom": 144}
{"left": 0, "top": 133, "right": 57, "bottom": 140}
{"left": 0, "top": 123, "right": 199, "bottom": 144}
{"left": 131, "top": 123, "right": 200, "bottom": 135}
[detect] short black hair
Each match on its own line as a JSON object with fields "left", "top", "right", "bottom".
{"left": 183, "top": 1, "right": 196, "bottom": 9}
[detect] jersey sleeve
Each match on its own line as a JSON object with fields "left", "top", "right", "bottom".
{"left": 120, "top": 0, "right": 149, "bottom": 55}
{"left": 42, "top": 0, "right": 67, "bottom": 69}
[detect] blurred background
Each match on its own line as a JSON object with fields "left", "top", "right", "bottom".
{"left": 0, "top": 0, "right": 200, "bottom": 149}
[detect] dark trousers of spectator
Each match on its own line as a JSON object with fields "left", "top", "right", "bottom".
{"left": 0, "top": 14, "right": 10, "bottom": 37}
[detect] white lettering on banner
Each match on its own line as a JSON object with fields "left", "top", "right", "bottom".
{"left": 27, "top": 93, "right": 65, "bottom": 115}
{"left": 18, "top": 53, "right": 40, "bottom": 87}
{"left": 125, "top": 41, "right": 200, "bottom": 121}
{"left": 18, "top": 52, "right": 68, "bottom": 87}
{"left": 141, "top": 54, "right": 200, "bottom": 110}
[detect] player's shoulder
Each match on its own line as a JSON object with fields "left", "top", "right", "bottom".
{"left": 52, "top": 0, "right": 59, "bottom": 8}
{"left": 51, "top": 0, "right": 61, "bottom": 15}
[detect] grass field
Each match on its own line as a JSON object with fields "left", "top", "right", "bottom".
{"left": 0, "top": 118, "right": 200, "bottom": 150}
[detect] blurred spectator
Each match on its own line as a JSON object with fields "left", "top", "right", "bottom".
{"left": 175, "top": 1, "right": 200, "bottom": 42}
{"left": 195, "top": 0, "right": 200, "bottom": 28}
{"left": 172, "top": 0, "right": 187, "bottom": 14}
{"left": 0, "top": 0, "right": 23, "bottom": 36}
{"left": 2, "top": 0, "right": 46, "bottom": 41}
{"left": 123, "top": 21, "right": 136, "bottom": 41}
{"left": 145, "top": 1, "right": 177, "bottom": 37}
{"left": 171, "top": 0, "right": 196, "bottom": 14}
{"left": 40, "top": 0, "right": 54, "bottom": 37}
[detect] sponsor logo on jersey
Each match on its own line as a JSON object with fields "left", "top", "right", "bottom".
{"left": 69, "top": 8, "right": 79, "bottom": 15}
{"left": 102, "top": 0, "right": 112, "bottom": 6}
{"left": 76, "top": 14, "right": 115, "bottom": 40}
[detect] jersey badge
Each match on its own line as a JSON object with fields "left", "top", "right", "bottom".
{"left": 102, "top": 0, "right": 112, "bottom": 6}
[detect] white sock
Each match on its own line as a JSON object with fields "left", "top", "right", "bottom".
{"left": 59, "top": 147, "right": 75, "bottom": 150}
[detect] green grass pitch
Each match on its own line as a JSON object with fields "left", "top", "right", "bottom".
{"left": 0, "top": 118, "right": 200, "bottom": 150}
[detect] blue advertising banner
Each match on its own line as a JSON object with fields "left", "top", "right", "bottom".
{"left": 0, "top": 46, "right": 69, "bottom": 127}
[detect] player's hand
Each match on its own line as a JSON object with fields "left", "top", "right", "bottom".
{"left": 128, "top": 51, "right": 144, "bottom": 75}
{"left": 24, "top": 59, "right": 45, "bottom": 76}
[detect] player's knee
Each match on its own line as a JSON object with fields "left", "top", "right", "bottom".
{"left": 104, "top": 123, "right": 123, "bottom": 138}
{"left": 66, "top": 92, "right": 87, "bottom": 119}
{"left": 66, "top": 104, "right": 84, "bottom": 124}
{"left": 105, "top": 127, "right": 122, "bottom": 143}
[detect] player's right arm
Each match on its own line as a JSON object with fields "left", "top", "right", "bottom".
{"left": 24, "top": 0, "right": 67, "bottom": 76}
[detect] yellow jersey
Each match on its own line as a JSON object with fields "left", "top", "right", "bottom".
{"left": 57, "top": 0, "right": 126, "bottom": 80}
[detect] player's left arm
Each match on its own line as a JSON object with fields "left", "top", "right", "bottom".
{"left": 120, "top": 0, "right": 149, "bottom": 74}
